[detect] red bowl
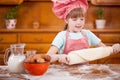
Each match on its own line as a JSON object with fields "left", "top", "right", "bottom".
{"left": 23, "top": 61, "right": 50, "bottom": 76}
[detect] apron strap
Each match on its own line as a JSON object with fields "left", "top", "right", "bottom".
{"left": 81, "top": 30, "right": 89, "bottom": 47}
{"left": 66, "top": 29, "right": 69, "bottom": 40}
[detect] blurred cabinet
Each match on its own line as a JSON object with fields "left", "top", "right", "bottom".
{"left": 99, "top": 34, "right": 120, "bottom": 43}
{"left": 0, "top": 29, "right": 58, "bottom": 65}
{"left": 93, "top": 29, "right": 120, "bottom": 45}
{"left": 92, "top": 29, "right": 120, "bottom": 64}
{"left": 91, "top": 0, "right": 120, "bottom": 5}
{"left": 0, "top": 33, "right": 18, "bottom": 65}
{"left": 97, "top": 54, "right": 120, "bottom": 64}
{"left": 19, "top": 33, "right": 57, "bottom": 53}
{"left": 0, "top": 0, "right": 23, "bottom": 5}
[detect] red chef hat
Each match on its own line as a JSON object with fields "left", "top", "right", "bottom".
{"left": 51, "top": 0, "right": 88, "bottom": 19}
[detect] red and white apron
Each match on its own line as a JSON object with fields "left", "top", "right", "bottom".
{"left": 63, "top": 30, "right": 89, "bottom": 54}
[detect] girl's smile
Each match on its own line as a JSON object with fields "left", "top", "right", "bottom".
{"left": 75, "top": 25, "right": 82, "bottom": 28}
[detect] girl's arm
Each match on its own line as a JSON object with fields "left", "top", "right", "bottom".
{"left": 45, "top": 46, "right": 59, "bottom": 61}
{"left": 47, "top": 46, "right": 59, "bottom": 55}
{"left": 95, "top": 42, "right": 106, "bottom": 47}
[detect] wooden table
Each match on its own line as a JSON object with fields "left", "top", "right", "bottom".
{"left": 0, "top": 64, "right": 120, "bottom": 80}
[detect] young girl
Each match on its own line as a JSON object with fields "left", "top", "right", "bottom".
{"left": 26, "top": 0, "right": 120, "bottom": 64}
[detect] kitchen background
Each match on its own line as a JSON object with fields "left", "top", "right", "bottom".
{"left": 0, "top": 0, "right": 120, "bottom": 29}
{"left": 0, "top": 0, "right": 120, "bottom": 65}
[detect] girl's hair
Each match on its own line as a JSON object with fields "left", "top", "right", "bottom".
{"left": 64, "top": 8, "right": 85, "bottom": 30}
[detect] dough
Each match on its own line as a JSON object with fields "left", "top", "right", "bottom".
{"left": 67, "top": 47, "right": 113, "bottom": 65}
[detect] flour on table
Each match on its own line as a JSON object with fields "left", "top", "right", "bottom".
{"left": 24, "top": 64, "right": 120, "bottom": 80}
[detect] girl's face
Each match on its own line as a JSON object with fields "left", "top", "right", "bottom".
{"left": 66, "top": 17, "right": 85, "bottom": 32}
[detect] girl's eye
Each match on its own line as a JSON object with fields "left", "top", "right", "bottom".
{"left": 71, "top": 18, "right": 77, "bottom": 21}
{"left": 71, "top": 18, "right": 85, "bottom": 21}
{"left": 80, "top": 18, "right": 84, "bottom": 20}
{"left": 80, "top": 18, "right": 85, "bottom": 21}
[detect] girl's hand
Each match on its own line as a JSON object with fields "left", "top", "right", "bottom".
{"left": 25, "top": 54, "right": 47, "bottom": 63}
{"left": 58, "top": 54, "right": 69, "bottom": 64}
{"left": 25, "top": 53, "right": 35, "bottom": 62}
{"left": 46, "top": 54, "right": 69, "bottom": 64}
{"left": 112, "top": 43, "right": 120, "bottom": 54}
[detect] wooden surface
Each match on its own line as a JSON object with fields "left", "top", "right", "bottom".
{"left": 0, "top": 0, "right": 23, "bottom": 5}
{"left": 0, "top": 64, "right": 120, "bottom": 80}
{"left": 91, "top": 0, "right": 120, "bottom": 5}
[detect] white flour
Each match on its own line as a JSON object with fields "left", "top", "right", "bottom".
{"left": 24, "top": 64, "right": 120, "bottom": 80}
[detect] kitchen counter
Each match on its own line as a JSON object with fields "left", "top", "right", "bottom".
{"left": 0, "top": 64, "right": 120, "bottom": 80}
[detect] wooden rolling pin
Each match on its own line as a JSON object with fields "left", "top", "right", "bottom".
{"left": 67, "top": 46, "right": 113, "bottom": 65}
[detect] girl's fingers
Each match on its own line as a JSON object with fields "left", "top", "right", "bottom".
{"left": 58, "top": 55, "right": 69, "bottom": 64}
{"left": 112, "top": 44, "right": 120, "bottom": 53}
{"left": 44, "top": 55, "right": 51, "bottom": 61}
{"left": 65, "top": 57, "right": 69, "bottom": 64}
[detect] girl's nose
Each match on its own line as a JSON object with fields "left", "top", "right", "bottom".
{"left": 76, "top": 19, "right": 81, "bottom": 24}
